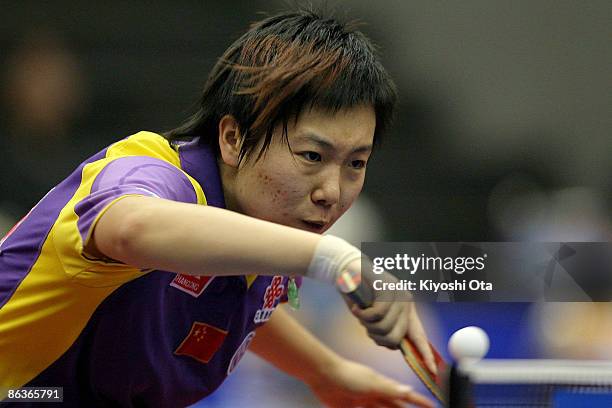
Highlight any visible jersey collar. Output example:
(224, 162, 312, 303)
(176, 138, 226, 209)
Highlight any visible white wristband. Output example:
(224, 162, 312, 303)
(306, 235, 362, 285)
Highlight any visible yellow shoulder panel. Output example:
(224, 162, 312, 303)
(0, 132, 210, 392)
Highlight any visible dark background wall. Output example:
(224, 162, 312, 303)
(1, 0, 611, 239)
(1, 3, 611, 407)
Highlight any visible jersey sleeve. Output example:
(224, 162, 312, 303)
(52, 155, 200, 286)
(75, 156, 197, 246)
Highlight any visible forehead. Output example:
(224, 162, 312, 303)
(288, 105, 376, 150)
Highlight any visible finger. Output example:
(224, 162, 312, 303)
(372, 382, 435, 408)
(399, 391, 435, 408)
(369, 303, 410, 347)
(405, 308, 437, 375)
(368, 310, 409, 348)
(352, 301, 392, 323)
(368, 333, 394, 348)
(372, 398, 405, 408)
(363, 300, 403, 336)
(388, 312, 411, 347)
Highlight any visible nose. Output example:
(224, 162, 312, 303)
(311, 168, 340, 207)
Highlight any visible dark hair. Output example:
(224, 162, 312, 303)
(164, 8, 397, 163)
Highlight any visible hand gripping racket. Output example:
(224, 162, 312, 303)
(337, 268, 448, 404)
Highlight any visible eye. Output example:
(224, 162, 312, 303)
(350, 160, 367, 169)
(300, 151, 322, 162)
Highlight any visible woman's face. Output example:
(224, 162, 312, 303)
(230, 105, 376, 233)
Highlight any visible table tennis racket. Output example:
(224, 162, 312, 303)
(337, 269, 448, 404)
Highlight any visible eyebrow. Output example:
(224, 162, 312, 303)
(297, 132, 373, 154)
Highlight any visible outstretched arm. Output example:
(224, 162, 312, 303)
(92, 195, 436, 377)
(249, 306, 434, 408)
(92, 195, 320, 277)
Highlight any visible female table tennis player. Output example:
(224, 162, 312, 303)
(0, 8, 435, 407)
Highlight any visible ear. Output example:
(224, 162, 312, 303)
(218, 115, 242, 168)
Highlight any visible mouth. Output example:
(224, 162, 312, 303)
(301, 220, 327, 233)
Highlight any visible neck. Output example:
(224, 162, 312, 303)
(217, 159, 241, 213)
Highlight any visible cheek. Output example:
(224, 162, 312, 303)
(338, 181, 364, 213)
(259, 170, 304, 206)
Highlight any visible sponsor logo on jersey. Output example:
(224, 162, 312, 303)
(174, 321, 228, 363)
(227, 331, 256, 375)
(170, 274, 214, 297)
(253, 276, 284, 324)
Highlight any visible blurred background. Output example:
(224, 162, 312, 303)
(1, 1, 611, 406)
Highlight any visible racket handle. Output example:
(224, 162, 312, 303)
(344, 282, 374, 309)
(337, 266, 374, 309)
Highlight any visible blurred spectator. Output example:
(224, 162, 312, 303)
(489, 175, 612, 358)
(0, 29, 89, 220)
(531, 302, 612, 360)
(488, 174, 612, 241)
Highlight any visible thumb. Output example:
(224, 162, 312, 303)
(408, 335, 438, 376)
(406, 311, 438, 376)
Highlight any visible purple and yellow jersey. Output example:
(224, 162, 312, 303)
(0, 132, 292, 406)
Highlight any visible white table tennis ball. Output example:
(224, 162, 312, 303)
(448, 326, 490, 362)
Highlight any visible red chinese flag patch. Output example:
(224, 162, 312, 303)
(175, 322, 228, 363)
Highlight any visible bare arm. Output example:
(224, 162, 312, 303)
(250, 306, 435, 408)
(92, 195, 320, 277)
(249, 306, 342, 384)
(93, 195, 437, 387)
